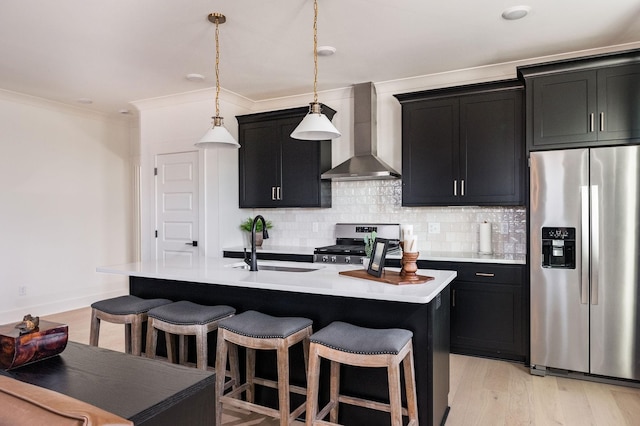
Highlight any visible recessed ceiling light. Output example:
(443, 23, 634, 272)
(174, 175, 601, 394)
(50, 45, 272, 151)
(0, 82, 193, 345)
(186, 73, 205, 82)
(317, 46, 336, 57)
(76, 98, 93, 104)
(501, 5, 531, 20)
(118, 109, 131, 115)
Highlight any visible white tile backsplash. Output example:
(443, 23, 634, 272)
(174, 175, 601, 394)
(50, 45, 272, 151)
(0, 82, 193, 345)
(249, 180, 526, 255)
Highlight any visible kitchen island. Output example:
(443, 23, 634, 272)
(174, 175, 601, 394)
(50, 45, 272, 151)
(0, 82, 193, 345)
(98, 258, 456, 426)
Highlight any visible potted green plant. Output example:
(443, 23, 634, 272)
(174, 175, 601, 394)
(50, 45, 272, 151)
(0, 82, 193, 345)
(239, 217, 273, 247)
(363, 231, 377, 268)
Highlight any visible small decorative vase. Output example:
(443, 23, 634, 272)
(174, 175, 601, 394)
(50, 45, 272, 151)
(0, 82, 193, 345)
(400, 251, 420, 280)
(245, 232, 264, 247)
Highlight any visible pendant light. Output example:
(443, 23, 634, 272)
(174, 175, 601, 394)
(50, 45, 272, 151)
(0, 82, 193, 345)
(290, 0, 341, 141)
(195, 13, 240, 149)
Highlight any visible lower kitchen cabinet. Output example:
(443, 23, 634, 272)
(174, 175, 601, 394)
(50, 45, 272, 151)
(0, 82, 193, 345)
(451, 263, 527, 361)
(416, 260, 528, 362)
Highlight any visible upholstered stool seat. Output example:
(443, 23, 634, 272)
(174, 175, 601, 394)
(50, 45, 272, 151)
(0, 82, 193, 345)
(306, 321, 419, 426)
(215, 310, 313, 426)
(145, 300, 236, 371)
(90, 295, 172, 356)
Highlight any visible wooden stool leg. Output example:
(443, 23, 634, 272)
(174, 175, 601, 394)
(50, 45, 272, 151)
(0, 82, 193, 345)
(228, 342, 240, 390)
(178, 335, 188, 366)
(124, 323, 132, 354)
(195, 326, 208, 370)
(131, 315, 143, 356)
(166, 332, 176, 364)
(329, 360, 340, 423)
(403, 348, 419, 425)
(246, 348, 256, 403)
(305, 343, 321, 426)
(276, 342, 290, 426)
(145, 318, 158, 360)
(387, 362, 403, 426)
(89, 309, 100, 347)
(215, 330, 228, 426)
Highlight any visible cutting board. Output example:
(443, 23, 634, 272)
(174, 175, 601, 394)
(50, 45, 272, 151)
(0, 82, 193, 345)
(339, 269, 434, 285)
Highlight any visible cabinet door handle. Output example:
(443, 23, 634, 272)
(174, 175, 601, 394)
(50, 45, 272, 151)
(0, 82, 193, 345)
(589, 113, 595, 132)
(452, 289, 456, 307)
(271, 186, 276, 200)
(599, 112, 605, 131)
(461, 179, 465, 196)
(475, 272, 495, 277)
(277, 186, 282, 200)
(453, 180, 457, 196)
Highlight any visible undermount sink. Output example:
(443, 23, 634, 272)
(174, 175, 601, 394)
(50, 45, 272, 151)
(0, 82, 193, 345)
(226, 262, 322, 273)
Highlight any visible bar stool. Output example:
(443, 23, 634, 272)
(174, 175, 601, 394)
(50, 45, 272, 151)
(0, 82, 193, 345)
(215, 310, 313, 426)
(145, 300, 236, 371)
(90, 295, 172, 356)
(305, 321, 419, 426)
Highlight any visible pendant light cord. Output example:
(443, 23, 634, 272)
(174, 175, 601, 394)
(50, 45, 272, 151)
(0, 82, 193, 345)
(214, 17, 221, 117)
(313, 0, 319, 104)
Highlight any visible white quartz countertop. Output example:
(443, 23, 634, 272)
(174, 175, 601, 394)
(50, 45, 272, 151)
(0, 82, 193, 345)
(223, 245, 526, 264)
(97, 258, 456, 305)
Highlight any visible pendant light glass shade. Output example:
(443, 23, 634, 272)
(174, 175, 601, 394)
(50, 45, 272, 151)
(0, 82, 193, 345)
(290, 102, 341, 140)
(196, 13, 239, 149)
(195, 116, 240, 148)
(290, 0, 340, 141)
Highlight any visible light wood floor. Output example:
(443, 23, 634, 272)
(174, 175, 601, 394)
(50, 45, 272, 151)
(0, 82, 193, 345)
(42, 307, 640, 426)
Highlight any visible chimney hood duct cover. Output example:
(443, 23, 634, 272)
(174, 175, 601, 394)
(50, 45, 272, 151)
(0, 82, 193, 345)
(321, 82, 401, 181)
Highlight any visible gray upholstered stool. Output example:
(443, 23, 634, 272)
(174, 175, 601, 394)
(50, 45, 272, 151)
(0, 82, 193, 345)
(215, 310, 313, 426)
(90, 295, 172, 356)
(145, 300, 236, 371)
(305, 321, 419, 426)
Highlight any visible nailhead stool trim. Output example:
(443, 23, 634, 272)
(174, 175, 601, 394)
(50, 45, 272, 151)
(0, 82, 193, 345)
(145, 300, 236, 371)
(90, 295, 172, 356)
(215, 310, 313, 426)
(305, 321, 419, 426)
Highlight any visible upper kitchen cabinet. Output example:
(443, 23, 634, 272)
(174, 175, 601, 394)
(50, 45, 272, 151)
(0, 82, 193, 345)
(518, 50, 640, 149)
(395, 80, 524, 206)
(237, 106, 334, 208)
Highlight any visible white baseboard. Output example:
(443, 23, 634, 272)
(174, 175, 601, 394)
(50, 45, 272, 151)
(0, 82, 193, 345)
(0, 286, 128, 325)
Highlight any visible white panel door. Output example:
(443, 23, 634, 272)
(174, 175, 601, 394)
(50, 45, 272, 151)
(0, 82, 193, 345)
(155, 152, 199, 266)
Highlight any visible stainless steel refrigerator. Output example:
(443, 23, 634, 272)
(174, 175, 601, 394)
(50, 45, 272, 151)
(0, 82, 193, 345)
(530, 146, 640, 381)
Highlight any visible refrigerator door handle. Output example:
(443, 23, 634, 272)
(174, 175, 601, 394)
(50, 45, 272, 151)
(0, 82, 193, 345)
(580, 185, 590, 305)
(591, 185, 599, 305)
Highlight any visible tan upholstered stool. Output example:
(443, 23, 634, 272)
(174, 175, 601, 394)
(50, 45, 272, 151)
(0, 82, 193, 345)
(145, 300, 236, 371)
(90, 295, 172, 356)
(305, 321, 419, 426)
(215, 310, 313, 426)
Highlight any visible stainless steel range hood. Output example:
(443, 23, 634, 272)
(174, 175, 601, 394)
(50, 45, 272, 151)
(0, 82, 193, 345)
(321, 82, 401, 181)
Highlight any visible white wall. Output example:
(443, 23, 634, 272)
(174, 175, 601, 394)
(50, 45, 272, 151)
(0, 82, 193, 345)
(0, 90, 134, 324)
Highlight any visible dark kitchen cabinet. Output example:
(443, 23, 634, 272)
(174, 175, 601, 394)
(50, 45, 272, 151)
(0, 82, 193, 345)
(450, 263, 526, 362)
(237, 106, 334, 208)
(411, 260, 527, 362)
(519, 51, 640, 149)
(395, 80, 524, 206)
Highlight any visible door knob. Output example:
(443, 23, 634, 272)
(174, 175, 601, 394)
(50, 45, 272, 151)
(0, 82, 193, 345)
(185, 241, 198, 247)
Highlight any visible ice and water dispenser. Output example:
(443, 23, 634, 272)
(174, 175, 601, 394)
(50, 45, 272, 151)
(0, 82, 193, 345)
(541, 227, 576, 268)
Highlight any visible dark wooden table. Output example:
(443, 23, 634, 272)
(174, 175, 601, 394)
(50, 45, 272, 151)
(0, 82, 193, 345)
(0, 341, 215, 426)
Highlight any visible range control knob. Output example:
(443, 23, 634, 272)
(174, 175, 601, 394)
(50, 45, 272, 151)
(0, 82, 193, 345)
(322, 255, 329, 263)
(330, 256, 337, 263)
(344, 256, 351, 264)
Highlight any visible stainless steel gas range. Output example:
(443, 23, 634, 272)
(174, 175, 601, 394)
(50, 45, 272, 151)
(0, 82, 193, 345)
(313, 223, 401, 264)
